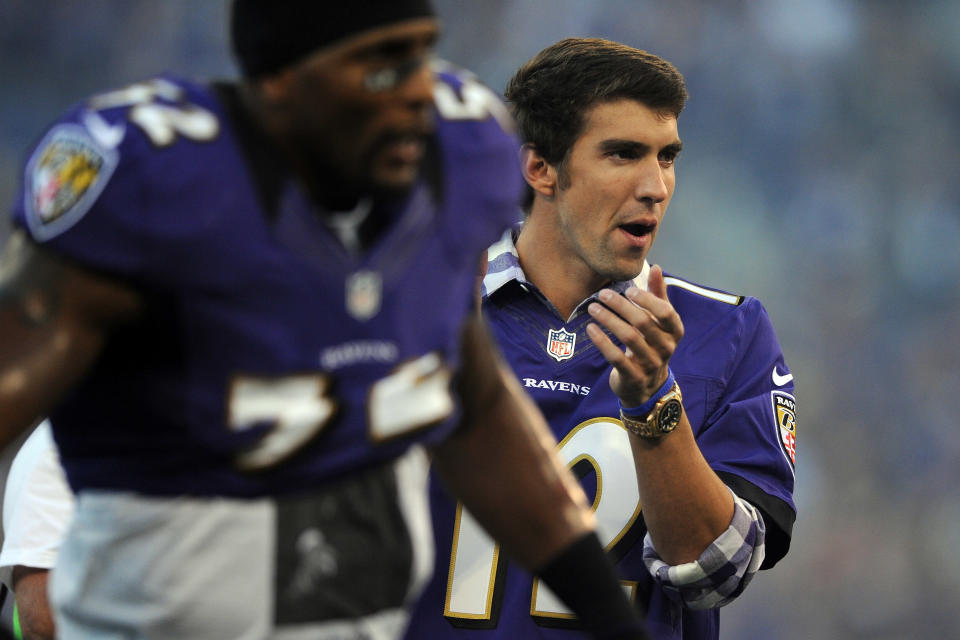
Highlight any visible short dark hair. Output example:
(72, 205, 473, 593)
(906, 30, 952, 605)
(505, 38, 687, 180)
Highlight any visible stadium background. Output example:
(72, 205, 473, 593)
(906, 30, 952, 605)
(1, 2, 958, 638)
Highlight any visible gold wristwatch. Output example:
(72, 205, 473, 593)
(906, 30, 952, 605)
(620, 382, 683, 439)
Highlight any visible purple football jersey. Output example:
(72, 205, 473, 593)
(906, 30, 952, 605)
(406, 241, 797, 639)
(11, 70, 523, 498)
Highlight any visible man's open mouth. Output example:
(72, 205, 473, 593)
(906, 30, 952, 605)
(619, 222, 656, 238)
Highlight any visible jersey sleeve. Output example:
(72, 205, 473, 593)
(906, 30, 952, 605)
(0, 422, 75, 588)
(694, 297, 797, 568)
(11, 101, 148, 276)
(9, 76, 223, 281)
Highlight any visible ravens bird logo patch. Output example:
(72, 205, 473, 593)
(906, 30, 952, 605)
(24, 123, 118, 240)
(771, 390, 797, 468)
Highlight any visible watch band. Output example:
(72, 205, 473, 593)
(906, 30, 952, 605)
(620, 381, 683, 439)
(619, 369, 676, 418)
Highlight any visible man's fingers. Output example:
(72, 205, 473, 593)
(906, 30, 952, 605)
(587, 301, 663, 372)
(585, 322, 631, 367)
(647, 264, 667, 300)
(586, 317, 663, 407)
(622, 285, 684, 342)
(595, 289, 681, 360)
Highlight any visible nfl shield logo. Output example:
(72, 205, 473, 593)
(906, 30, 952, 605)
(546, 328, 576, 362)
(346, 270, 382, 321)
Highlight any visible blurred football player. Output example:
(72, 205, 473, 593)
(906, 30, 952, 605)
(0, 7, 646, 639)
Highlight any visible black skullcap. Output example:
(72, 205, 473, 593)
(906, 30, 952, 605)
(231, 0, 436, 78)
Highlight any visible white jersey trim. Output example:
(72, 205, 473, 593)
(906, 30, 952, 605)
(663, 276, 741, 305)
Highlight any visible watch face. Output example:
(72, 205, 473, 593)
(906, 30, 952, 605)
(657, 398, 683, 432)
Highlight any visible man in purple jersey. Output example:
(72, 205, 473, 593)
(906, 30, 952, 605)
(406, 38, 797, 639)
(0, 6, 646, 639)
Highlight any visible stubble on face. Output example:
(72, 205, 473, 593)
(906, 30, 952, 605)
(552, 99, 679, 287)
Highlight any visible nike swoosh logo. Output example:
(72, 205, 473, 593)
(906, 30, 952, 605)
(772, 366, 793, 386)
(83, 110, 126, 149)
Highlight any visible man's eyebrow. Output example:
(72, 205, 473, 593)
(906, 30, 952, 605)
(661, 141, 683, 155)
(597, 139, 684, 155)
(355, 32, 438, 60)
(598, 139, 650, 154)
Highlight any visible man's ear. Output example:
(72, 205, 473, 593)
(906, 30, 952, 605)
(520, 144, 557, 200)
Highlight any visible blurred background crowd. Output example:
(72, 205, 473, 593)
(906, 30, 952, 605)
(1, 1, 958, 638)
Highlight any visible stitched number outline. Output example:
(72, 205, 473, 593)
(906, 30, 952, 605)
(229, 354, 454, 471)
(432, 66, 513, 131)
(88, 78, 219, 147)
(228, 375, 338, 471)
(444, 417, 642, 627)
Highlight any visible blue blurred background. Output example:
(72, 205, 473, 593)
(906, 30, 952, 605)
(1, 2, 958, 638)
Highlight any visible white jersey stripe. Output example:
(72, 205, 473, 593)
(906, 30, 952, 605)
(663, 276, 740, 305)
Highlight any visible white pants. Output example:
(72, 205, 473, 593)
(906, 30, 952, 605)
(50, 447, 433, 640)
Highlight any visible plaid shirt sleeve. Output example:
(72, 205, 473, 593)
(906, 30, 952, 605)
(642, 488, 766, 610)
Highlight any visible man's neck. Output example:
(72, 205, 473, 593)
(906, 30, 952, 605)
(515, 215, 610, 321)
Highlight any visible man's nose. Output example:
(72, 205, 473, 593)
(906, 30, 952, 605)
(634, 157, 669, 204)
(396, 58, 434, 109)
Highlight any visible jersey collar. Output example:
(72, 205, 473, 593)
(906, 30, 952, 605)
(481, 226, 651, 319)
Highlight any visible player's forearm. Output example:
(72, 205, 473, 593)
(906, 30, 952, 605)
(0, 233, 140, 451)
(0, 300, 97, 452)
(12, 567, 56, 640)
(435, 316, 595, 568)
(629, 412, 734, 565)
(435, 363, 594, 569)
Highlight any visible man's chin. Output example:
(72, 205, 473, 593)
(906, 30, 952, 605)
(605, 259, 648, 284)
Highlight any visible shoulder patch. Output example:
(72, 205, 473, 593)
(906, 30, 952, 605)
(23, 123, 118, 241)
(771, 390, 797, 470)
(663, 276, 742, 305)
